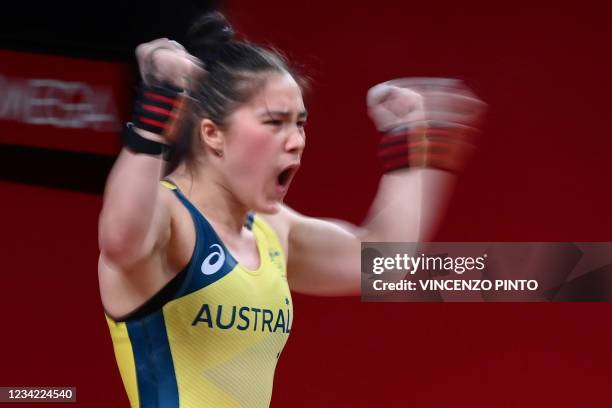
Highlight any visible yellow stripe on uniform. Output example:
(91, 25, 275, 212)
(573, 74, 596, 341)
(105, 315, 140, 408)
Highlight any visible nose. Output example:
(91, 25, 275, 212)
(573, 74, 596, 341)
(285, 127, 305, 155)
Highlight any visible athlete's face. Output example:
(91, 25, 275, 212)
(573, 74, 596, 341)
(222, 72, 306, 213)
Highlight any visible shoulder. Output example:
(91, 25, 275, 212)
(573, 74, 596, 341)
(99, 182, 195, 319)
(259, 205, 302, 258)
(259, 204, 302, 233)
(158, 182, 197, 270)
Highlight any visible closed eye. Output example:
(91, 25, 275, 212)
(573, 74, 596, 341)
(297, 120, 307, 128)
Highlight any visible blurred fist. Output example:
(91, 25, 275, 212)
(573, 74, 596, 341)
(367, 84, 425, 133)
(135, 38, 204, 89)
(368, 77, 486, 132)
(370, 78, 487, 173)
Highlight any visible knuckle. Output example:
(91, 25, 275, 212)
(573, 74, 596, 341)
(135, 44, 146, 57)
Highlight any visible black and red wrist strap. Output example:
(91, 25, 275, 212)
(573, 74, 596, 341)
(122, 123, 172, 159)
(378, 126, 476, 173)
(122, 82, 187, 158)
(132, 82, 186, 137)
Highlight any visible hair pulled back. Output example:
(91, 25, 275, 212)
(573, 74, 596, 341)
(166, 12, 305, 173)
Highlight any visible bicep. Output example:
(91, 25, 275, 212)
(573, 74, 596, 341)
(285, 209, 363, 296)
(100, 184, 174, 269)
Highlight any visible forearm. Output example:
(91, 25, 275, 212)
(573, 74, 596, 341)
(285, 169, 454, 296)
(98, 144, 166, 262)
(287, 78, 482, 296)
(360, 168, 456, 243)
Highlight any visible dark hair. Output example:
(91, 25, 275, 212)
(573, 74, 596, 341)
(166, 12, 306, 173)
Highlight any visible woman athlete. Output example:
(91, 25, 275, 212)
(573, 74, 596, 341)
(99, 12, 484, 408)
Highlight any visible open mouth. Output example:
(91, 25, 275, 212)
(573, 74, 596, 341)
(277, 164, 299, 188)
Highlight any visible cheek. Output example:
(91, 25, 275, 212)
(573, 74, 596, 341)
(238, 132, 275, 159)
(226, 125, 278, 179)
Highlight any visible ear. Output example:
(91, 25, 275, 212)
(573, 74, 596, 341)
(200, 118, 224, 157)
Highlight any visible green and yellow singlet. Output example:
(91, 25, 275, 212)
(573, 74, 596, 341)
(106, 181, 293, 408)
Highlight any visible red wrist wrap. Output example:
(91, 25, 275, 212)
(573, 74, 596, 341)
(132, 82, 187, 141)
(378, 126, 477, 173)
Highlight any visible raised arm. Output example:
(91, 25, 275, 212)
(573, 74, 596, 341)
(278, 78, 485, 296)
(98, 39, 200, 267)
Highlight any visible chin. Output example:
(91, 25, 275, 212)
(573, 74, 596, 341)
(252, 200, 282, 215)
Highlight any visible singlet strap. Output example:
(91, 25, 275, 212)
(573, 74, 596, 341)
(161, 178, 238, 290)
(161, 180, 177, 190)
(249, 215, 287, 267)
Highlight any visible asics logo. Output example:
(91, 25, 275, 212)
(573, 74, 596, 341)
(201, 244, 225, 275)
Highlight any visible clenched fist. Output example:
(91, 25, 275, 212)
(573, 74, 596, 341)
(135, 38, 204, 89)
(367, 78, 486, 173)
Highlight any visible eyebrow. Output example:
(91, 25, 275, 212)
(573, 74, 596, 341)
(260, 110, 308, 119)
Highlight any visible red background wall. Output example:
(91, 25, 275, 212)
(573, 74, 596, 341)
(2, 1, 612, 406)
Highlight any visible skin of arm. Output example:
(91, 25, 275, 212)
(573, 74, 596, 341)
(272, 79, 483, 296)
(267, 168, 456, 296)
(98, 137, 174, 267)
(99, 40, 197, 268)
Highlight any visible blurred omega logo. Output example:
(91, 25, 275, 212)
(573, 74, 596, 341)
(0, 75, 120, 131)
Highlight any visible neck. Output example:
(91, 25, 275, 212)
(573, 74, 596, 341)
(169, 162, 249, 236)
